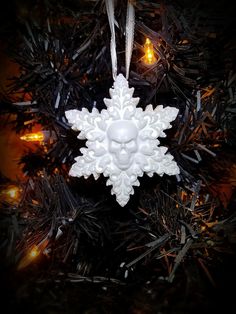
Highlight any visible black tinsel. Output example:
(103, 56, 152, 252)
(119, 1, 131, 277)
(1, 0, 236, 312)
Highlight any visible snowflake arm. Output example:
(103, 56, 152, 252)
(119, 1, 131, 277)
(70, 148, 111, 180)
(65, 108, 106, 140)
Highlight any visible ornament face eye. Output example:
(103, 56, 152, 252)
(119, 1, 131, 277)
(110, 140, 120, 151)
(107, 120, 138, 170)
(125, 139, 137, 152)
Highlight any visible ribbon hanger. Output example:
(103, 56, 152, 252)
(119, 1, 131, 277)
(105, 0, 135, 81)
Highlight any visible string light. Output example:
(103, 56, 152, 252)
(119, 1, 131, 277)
(20, 130, 56, 143)
(17, 226, 66, 270)
(29, 245, 40, 258)
(17, 245, 41, 270)
(143, 38, 157, 65)
(0, 185, 21, 204)
(17, 238, 50, 270)
(201, 225, 207, 232)
(20, 131, 45, 142)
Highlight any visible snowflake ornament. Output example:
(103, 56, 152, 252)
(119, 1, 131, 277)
(65, 74, 179, 206)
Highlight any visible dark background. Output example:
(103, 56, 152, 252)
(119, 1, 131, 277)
(1, 1, 236, 313)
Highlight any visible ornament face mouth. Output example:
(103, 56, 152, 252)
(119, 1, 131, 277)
(114, 153, 134, 170)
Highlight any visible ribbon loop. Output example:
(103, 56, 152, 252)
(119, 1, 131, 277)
(105, 0, 135, 81)
(125, 1, 135, 79)
(105, 0, 117, 80)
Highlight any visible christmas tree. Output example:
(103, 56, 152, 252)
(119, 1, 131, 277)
(1, 0, 236, 312)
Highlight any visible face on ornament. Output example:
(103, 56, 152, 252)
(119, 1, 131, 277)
(107, 120, 138, 170)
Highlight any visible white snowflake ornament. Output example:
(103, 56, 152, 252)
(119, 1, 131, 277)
(65, 74, 179, 206)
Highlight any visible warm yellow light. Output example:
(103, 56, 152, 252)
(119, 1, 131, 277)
(17, 237, 50, 270)
(29, 246, 40, 258)
(7, 186, 18, 198)
(20, 131, 44, 142)
(17, 245, 41, 270)
(201, 225, 206, 232)
(0, 185, 21, 203)
(143, 38, 157, 65)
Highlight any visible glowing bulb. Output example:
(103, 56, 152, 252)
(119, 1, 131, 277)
(20, 131, 45, 142)
(201, 225, 206, 232)
(17, 245, 41, 270)
(7, 186, 18, 198)
(29, 246, 40, 258)
(143, 38, 157, 65)
(0, 185, 21, 203)
(17, 237, 50, 270)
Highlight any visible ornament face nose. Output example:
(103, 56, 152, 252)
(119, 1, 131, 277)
(118, 148, 130, 163)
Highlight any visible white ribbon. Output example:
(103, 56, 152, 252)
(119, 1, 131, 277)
(125, 1, 135, 79)
(105, 0, 135, 81)
(105, 0, 117, 80)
